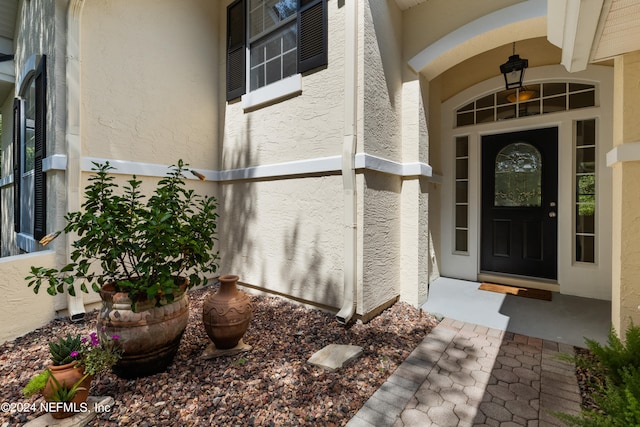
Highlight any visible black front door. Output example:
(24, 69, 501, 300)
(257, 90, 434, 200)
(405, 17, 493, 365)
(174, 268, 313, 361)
(481, 128, 558, 280)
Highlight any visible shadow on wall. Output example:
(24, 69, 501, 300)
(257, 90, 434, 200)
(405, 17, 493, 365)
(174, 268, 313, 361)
(220, 118, 257, 277)
(279, 220, 341, 310)
(219, 117, 343, 313)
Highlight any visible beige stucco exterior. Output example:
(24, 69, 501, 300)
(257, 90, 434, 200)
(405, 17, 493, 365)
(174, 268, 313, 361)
(81, 0, 219, 167)
(1, 0, 639, 344)
(611, 51, 640, 336)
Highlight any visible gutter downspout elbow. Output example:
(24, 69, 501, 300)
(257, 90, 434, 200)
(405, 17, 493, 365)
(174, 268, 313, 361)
(336, 0, 358, 325)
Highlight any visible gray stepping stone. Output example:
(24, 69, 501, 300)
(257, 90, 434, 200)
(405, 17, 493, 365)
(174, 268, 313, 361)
(308, 344, 363, 371)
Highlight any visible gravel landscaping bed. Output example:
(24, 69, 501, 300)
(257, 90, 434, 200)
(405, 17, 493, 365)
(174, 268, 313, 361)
(574, 347, 605, 414)
(0, 285, 438, 426)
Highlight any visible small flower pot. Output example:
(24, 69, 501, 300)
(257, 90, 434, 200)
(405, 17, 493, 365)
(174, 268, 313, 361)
(43, 362, 93, 419)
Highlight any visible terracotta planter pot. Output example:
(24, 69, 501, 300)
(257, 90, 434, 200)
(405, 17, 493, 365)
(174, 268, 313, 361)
(98, 280, 189, 379)
(203, 275, 252, 349)
(43, 362, 93, 419)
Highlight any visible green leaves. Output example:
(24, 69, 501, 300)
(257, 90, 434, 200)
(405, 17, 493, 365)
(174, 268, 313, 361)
(557, 323, 640, 426)
(27, 160, 219, 310)
(49, 334, 82, 365)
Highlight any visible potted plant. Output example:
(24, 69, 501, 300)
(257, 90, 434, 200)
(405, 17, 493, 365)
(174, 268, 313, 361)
(23, 331, 122, 419)
(26, 160, 219, 377)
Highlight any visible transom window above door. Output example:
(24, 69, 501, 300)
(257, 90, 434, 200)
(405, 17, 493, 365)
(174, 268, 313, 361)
(456, 82, 596, 127)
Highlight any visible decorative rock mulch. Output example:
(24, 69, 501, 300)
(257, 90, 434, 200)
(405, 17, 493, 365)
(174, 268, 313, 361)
(0, 285, 438, 426)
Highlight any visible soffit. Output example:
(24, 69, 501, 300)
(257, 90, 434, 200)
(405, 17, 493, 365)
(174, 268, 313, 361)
(0, 0, 18, 43)
(592, 0, 640, 62)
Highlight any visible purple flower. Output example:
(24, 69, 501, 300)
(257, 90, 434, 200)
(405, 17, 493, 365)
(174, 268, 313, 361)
(70, 351, 79, 358)
(111, 335, 120, 340)
(81, 337, 88, 343)
(90, 332, 100, 346)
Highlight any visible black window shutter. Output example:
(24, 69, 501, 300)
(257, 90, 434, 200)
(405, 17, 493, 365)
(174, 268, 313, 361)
(227, 0, 246, 101)
(298, 0, 327, 74)
(12, 98, 22, 233)
(33, 55, 47, 241)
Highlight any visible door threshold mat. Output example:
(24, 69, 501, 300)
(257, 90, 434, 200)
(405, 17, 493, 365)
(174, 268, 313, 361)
(479, 282, 552, 301)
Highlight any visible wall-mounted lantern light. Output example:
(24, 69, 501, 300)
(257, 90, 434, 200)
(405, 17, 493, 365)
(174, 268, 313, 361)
(500, 42, 528, 90)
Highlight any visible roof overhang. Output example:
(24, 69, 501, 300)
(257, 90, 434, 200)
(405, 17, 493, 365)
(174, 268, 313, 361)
(547, 0, 604, 72)
(548, 0, 640, 72)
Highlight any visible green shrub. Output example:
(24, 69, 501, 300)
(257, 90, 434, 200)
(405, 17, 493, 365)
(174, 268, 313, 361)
(556, 366, 640, 426)
(555, 322, 640, 426)
(585, 323, 640, 386)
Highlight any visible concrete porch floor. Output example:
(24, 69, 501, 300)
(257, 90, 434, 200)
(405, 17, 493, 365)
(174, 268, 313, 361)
(421, 277, 611, 348)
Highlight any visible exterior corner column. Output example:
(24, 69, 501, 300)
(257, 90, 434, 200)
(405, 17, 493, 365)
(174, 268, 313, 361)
(399, 79, 430, 307)
(611, 51, 640, 337)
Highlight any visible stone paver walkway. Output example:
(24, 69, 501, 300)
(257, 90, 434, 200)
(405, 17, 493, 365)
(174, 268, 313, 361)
(347, 318, 583, 427)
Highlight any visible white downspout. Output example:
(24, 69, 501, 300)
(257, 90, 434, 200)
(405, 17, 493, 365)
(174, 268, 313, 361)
(336, 0, 358, 325)
(65, 0, 86, 321)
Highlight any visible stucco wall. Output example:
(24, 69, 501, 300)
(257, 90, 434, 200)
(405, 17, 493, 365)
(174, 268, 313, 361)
(611, 52, 640, 335)
(362, 0, 403, 162)
(81, 0, 219, 169)
(360, 170, 402, 314)
(218, 176, 344, 309)
(220, 0, 345, 168)
(217, 0, 347, 311)
(0, 251, 59, 344)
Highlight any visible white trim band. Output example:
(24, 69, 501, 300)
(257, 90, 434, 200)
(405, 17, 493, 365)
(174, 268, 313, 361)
(0, 154, 433, 184)
(606, 142, 640, 167)
(354, 153, 433, 178)
(43, 154, 68, 172)
(81, 154, 432, 181)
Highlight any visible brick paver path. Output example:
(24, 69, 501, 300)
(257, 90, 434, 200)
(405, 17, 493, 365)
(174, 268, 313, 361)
(347, 318, 582, 427)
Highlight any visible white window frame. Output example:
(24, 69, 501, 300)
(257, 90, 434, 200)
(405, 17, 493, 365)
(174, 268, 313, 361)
(242, 0, 302, 109)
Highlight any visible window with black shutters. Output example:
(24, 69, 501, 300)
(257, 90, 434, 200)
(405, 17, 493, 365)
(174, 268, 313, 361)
(13, 55, 47, 247)
(227, 0, 327, 101)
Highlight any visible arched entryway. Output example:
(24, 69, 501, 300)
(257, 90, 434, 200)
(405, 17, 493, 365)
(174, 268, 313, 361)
(437, 65, 613, 300)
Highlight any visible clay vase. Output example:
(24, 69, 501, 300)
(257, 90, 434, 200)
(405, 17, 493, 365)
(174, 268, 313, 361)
(97, 279, 189, 379)
(43, 362, 93, 419)
(202, 275, 252, 349)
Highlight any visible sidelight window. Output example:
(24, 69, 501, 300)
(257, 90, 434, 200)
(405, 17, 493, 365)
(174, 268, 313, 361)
(454, 136, 469, 252)
(575, 119, 596, 263)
